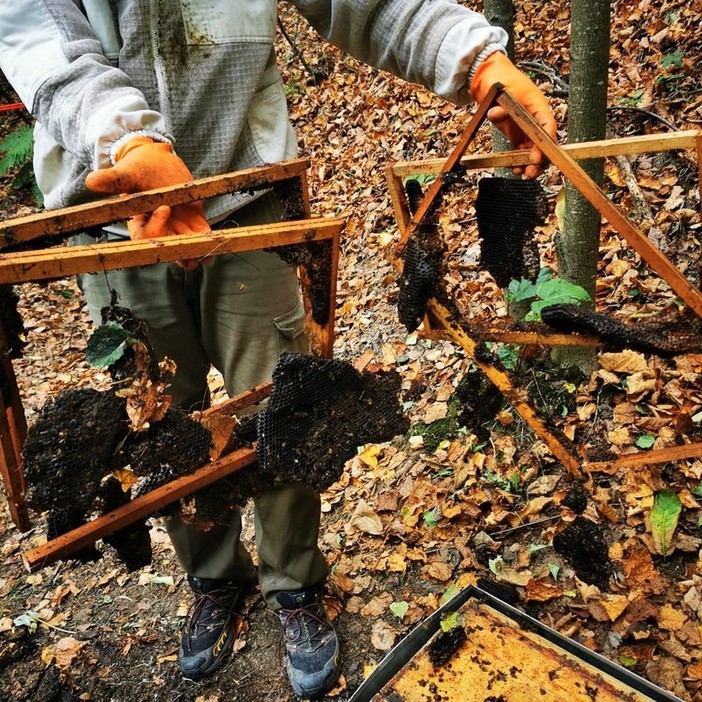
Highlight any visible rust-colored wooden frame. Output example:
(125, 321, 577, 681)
(0, 161, 344, 568)
(386, 84, 702, 478)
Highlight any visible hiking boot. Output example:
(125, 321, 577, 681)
(276, 587, 340, 699)
(179, 576, 245, 681)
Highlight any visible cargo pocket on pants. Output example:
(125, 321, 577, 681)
(273, 297, 308, 354)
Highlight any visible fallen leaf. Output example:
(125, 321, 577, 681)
(599, 351, 649, 374)
(649, 490, 681, 556)
(41, 636, 86, 670)
(370, 620, 397, 651)
(599, 594, 630, 622)
(350, 499, 384, 535)
(426, 561, 454, 582)
(657, 603, 688, 631)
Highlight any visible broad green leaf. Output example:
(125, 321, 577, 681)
(692, 482, 702, 498)
(650, 490, 682, 556)
(440, 583, 460, 605)
(85, 322, 135, 368)
(389, 601, 409, 620)
(548, 563, 560, 581)
(506, 278, 537, 303)
(534, 278, 591, 304)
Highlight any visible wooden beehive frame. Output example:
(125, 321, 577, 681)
(386, 84, 702, 480)
(0, 158, 344, 571)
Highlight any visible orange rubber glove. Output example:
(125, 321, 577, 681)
(470, 51, 557, 179)
(86, 137, 211, 268)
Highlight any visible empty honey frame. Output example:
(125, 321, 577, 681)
(0, 159, 344, 571)
(386, 84, 702, 480)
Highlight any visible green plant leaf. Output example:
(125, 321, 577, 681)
(389, 601, 409, 620)
(85, 322, 135, 368)
(506, 278, 537, 303)
(661, 49, 683, 69)
(13, 611, 39, 633)
(422, 506, 440, 529)
(440, 583, 460, 605)
(0, 124, 34, 176)
(529, 543, 548, 555)
(692, 482, 702, 498)
(650, 490, 682, 556)
(439, 611, 464, 633)
(535, 278, 591, 304)
(619, 653, 638, 667)
(488, 556, 503, 575)
(496, 344, 520, 371)
(548, 563, 560, 581)
(636, 434, 656, 449)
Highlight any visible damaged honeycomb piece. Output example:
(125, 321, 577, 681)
(476, 177, 547, 287)
(22, 388, 130, 516)
(256, 352, 409, 491)
(397, 178, 447, 332)
(541, 303, 702, 356)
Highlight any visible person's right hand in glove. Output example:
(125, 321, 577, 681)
(470, 51, 557, 179)
(86, 136, 211, 267)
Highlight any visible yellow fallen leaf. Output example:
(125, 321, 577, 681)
(357, 444, 382, 469)
(599, 594, 630, 622)
(110, 467, 138, 492)
(658, 603, 687, 631)
(422, 401, 448, 424)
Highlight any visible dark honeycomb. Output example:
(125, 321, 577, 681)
(98, 477, 152, 571)
(0, 284, 25, 358)
(45, 506, 102, 563)
(553, 516, 612, 588)
(454, 369, 504, 440)
(117, 407, 212, 482)
(0, 284, 26, 406)
(256, 353, 409, 492)
(475, 177, 548, 287)
(270, 177, 332, 325)
(397, 178, 447, 332)
(274, 239, 333, 325)
(23, 388, 130, 515)
(541, 303, 702, 356)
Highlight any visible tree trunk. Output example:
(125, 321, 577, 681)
(554, 0, 611, 371)
(483, 0, 516, 178)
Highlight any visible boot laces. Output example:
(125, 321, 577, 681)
(280, 603, 332, 653)
(183, 586, 240, 650)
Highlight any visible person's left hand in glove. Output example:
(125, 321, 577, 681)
(470, 51, 557, 179)
(86, 136, 211, 268)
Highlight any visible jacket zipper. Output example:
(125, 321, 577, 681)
(149, 0, 172, 129)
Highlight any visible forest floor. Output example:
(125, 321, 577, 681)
(2, 0, 702, 701)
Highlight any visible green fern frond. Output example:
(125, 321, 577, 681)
(0, 124, 34, 177)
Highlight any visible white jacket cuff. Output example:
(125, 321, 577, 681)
(434, 18, 507, 105)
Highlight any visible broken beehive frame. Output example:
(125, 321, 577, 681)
(0, 159, 344, 570)
(386, 84, 702, 480)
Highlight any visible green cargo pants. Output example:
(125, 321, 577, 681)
(75, 195, 328, 608)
